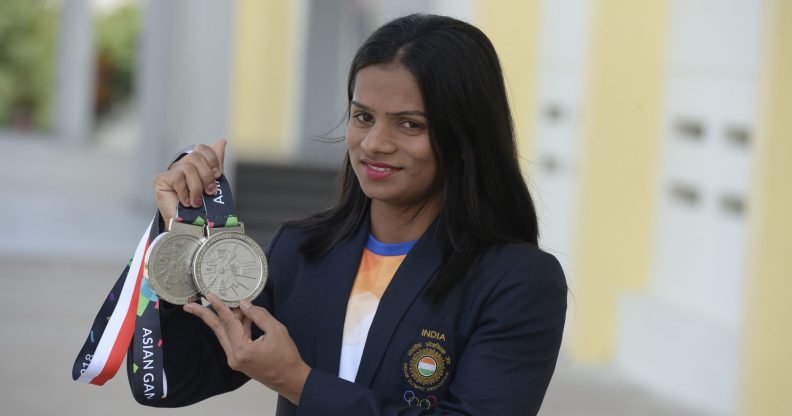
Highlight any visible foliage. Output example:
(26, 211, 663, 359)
(0, 0, 57, 129)
(0, 1, 141, 130)
(95, 3, 140, 114)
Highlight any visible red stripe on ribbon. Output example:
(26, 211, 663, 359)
(90, 238, 149, 385)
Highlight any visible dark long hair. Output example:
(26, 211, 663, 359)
(289, 14, 538, 299)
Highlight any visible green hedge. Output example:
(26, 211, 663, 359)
(0, 0, 56, 130)
(0, 1, 140, 131)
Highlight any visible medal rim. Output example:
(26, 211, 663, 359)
(144, 231, 202, 305)
(192, 231, 268, 308)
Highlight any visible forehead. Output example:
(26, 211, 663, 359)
(352, 63, 425, 111)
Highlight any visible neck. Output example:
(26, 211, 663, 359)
(369, 196, 442, 243)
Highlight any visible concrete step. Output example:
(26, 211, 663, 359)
(236, 162, 339, 247)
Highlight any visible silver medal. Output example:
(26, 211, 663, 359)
(192, 224, 267, 308)
(144, 219, 203, 305)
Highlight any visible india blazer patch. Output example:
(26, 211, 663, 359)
(401, 328, 455, 409)
(402, 327, 454, 396)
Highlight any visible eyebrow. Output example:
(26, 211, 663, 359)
(350, 100, 427, 118)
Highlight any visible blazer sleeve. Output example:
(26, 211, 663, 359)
(128, 226, 285, 407)
(297, 250, 568, 415)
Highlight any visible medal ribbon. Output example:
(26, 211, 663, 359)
(203, 175, 238, 228)
(126, 192, 217, 400)
(127, 215, 169, 401)
(72, 217, 159, 387)
(72, 172, 236, 401)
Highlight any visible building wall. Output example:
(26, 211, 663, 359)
(223, 1, 781, 414)
(476, 0, 541, 171)
(47, 0, 784, 413)
(135, 0, 234, 196)
(569, 0, 669, 364)
(616, 2, 763, 413)
(230, 0, 302, 162)
(740, 0, 792, 414)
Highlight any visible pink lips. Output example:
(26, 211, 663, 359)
(362, 160, 401, 180)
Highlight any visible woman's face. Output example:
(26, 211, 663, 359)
(346, 63, 438, 210)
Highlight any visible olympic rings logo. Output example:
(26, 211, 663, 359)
(403, 390, 437, 409)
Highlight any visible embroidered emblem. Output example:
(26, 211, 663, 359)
(403, 341, 451, 392)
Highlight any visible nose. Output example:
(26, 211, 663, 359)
(360, 122, 396, 155)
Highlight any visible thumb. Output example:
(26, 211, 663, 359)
(240, 300, 276, 334)
(210, 139, 227, 174)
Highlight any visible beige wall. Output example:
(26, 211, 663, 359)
(475, 0, 542, 173)
(230, 0, 299, 161)
(741, 0, 792, 413)
(568, 0, 668, 362)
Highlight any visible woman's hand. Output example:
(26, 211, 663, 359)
(153, 139, 227, 220)
(183, 294, 312, 405)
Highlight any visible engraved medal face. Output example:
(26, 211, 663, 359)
(145, 232, 202, 305)
(193, 232, 267, 308)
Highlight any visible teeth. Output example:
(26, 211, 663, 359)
(368, 164, 391, 172)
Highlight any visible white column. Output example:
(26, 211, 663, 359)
(54, 0, 95, 145)
(531, 0, 592, 273)
(135, 0, 235, 204)
(296, 0, 366, 166)
(135, 0, 173, 199)
(617, 1, 764, 413)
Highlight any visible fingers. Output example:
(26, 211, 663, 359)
(240, 300, 279, 335)
(188, 154, 219, 196)
(232, 308, 245, 321)
(153, 168, 199, 217)
(242, 316, 252, 340)
(191, 143, 223, 183)
(179, 150, 221, 199)
(153, 141, 227, 217)
(153, 172, 179, 220)
(183, 302, 234, 354)
(188, 294, 259, 372)
(182, 163, 207, 207)
(209, 139, 227, 175)
(206, 293, 238, 325)
(234, 308, 251, 339)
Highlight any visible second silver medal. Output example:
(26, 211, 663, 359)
(144, 218, 204, 305)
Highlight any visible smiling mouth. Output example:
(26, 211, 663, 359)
(362, 160, 401, 170)
(361, 160, 402, 180)
(368, 164, 392, 172)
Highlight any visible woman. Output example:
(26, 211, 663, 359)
(145, 13, 567, 415)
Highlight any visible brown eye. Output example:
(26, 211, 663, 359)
(400, 120, 423, 130)
(353, 113, 373, 123)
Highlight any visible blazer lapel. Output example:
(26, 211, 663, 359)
(310, 220, 370, 376)
(354, 216, 445, 386)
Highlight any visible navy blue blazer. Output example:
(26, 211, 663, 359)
(140, 215, 567, 415)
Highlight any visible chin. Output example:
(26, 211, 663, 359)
(360, 187, 394, 203)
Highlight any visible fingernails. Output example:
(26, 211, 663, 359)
(213, 168, 221, 178)
(240, 300, 252, 309)
(193, 197, 202, 207)
(207, 183, 216, 194)
(183, 304, 195, 313)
